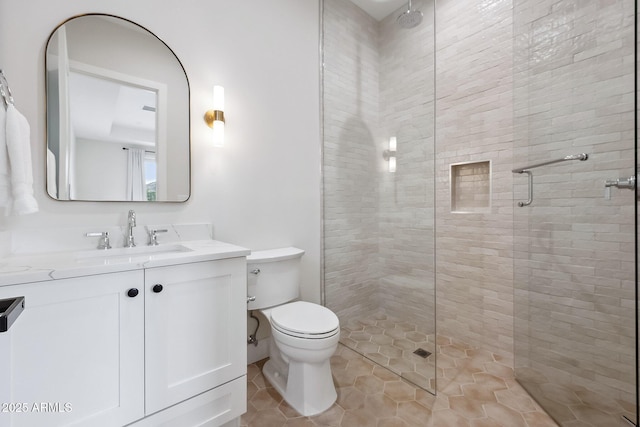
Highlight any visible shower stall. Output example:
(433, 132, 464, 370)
(322, 0, 437, 393)
(322, 0, 638, 425)
(512, 0, 638, 425)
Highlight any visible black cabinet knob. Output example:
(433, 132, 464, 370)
(127, 288, 139, 298)
(152, 284, 163, 293)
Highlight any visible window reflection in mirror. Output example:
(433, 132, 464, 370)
(45, 14, 190, 202)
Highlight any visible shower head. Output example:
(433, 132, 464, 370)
(397, 0, 423, 29)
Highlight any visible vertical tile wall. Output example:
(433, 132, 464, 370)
(324, 3, 636, 416)
(323, 0, 381, 321)
(323, 0, 436, 334)
(513, 0, 636, 418)
(378, 0, 436, 334)
(324, 0, 515, 358)
(434, 0, 516, 360)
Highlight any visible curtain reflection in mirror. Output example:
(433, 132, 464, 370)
(126, 148, 145, 201)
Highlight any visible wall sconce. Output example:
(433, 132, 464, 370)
(204, 85, 225, 147)
(383, 137, 397, 173)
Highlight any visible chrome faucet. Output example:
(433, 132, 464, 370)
(147, 228, 168, 246)
(125, 210, 136, 247)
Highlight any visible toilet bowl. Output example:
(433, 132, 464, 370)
(247, 248, 340, 416)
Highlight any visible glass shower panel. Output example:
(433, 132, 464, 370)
(322, 0, 436, 392)
(513, 0, 637, 425)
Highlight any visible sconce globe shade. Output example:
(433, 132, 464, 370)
(212, 121, 225, 147)
(389, 136, 397, 152)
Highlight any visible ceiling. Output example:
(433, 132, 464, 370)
(348, 0, 407, 21)
(69, 71, 156, 147)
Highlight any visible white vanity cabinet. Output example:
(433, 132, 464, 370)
(144, 258, 247, 415)
(0, 255, 247, 427)
(0, 270, 145, 427)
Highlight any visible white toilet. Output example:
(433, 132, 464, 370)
(247, 247, 340, 416)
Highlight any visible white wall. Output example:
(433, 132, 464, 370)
(74, 138, 128, 200)
(0, 0, 322, 302)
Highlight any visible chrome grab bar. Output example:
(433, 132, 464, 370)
(516, 171, 533, 207)
(512, 153, 589, 207)
(512, 153, 588, 174)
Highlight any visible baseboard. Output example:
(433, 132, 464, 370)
(247, 338, 269, 364)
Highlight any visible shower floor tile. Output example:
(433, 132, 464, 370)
(516, 367, 637, 426)
(340, 312, 436, 391)
(241, 343, 558, 427)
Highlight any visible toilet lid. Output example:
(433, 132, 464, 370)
(270, 301, 339, 337)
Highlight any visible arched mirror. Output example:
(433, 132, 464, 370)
(45, 14, 190, 202)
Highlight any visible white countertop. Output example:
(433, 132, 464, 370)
(0, 240, 250, 287)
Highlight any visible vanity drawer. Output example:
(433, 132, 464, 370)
(127, 376, 246, 427)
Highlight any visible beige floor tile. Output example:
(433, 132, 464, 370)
(309, 403, 343, 426)
(430, 408, 472, 427)
(484, 402, 528, 427)
(385, 380, 418, 402)
(340, 408, 379, 427)
(244, 339, 559, 427)
(522, 411, 563, 427)
(377, 418, 410, 427)
(494, 388, 539, 413)
(448, 395, 486, 419)
(569, 405, 617, 426)
(363, 393, 398, 418)
(397, 400, 433, 426)
(336, 386, 366, 410)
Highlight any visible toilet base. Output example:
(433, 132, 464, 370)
(262, 356, 336, 417)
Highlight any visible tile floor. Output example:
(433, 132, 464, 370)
(241, 342, 559, 427)
(339, 312, 636, 426)
(340, 312, 435, 392)
(516, 367, 636, 427)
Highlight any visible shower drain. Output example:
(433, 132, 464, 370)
(413, 348, 432, 358)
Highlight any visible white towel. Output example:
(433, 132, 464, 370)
(5, 104, 38, 215)
(0, 104, 9, 207)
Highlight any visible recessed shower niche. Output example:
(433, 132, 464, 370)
(450, 160, 491, 213)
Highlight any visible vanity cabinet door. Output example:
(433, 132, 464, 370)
(0, 271, 145, 427)
(144, 258, 247, 415)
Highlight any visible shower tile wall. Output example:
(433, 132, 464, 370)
(323, 0, 381, 321)
(513, 0, 636, 420)
(435, 0, 516, 360)
(325, 2, 636, 417)
(324, 0, 516, 360)
(323, 0, 435, 333)
(378, 1, 435, 333)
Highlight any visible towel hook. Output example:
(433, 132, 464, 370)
(0, 69, 15, 107)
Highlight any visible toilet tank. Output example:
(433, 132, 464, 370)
(247, 247, 305, 310)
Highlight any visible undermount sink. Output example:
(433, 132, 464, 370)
(75, 244, 193, 264)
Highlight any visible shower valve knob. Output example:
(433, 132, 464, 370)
(604, 176, 636, 199)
